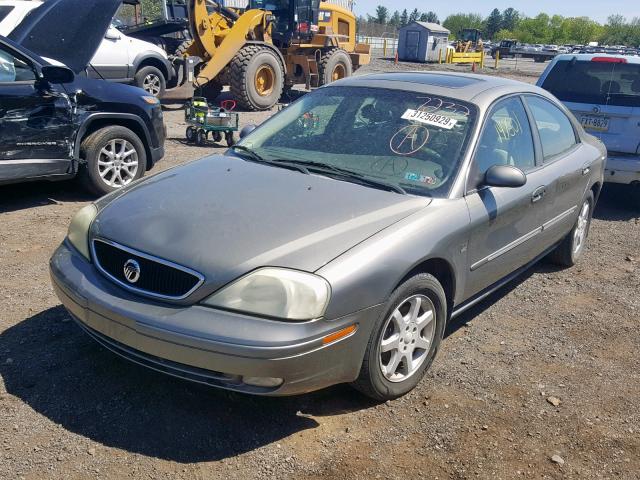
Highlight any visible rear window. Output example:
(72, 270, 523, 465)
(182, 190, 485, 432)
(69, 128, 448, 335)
(0, 6, 15, 22)
(542, 59, 640, 107)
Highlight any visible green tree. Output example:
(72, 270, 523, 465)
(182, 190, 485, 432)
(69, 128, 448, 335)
(375, 5, 389, 25)
(495, 29, 515, 41)
(501, 7, 520, 31)
(420, 11, 439, 24)
(565, 17, 601, 44)
(409, 8, 420, 24)
(389, 10, 401, 27)
(400, 9, 409, 27)
(485, 8, 503, 39)
(442, 13, 484, 39)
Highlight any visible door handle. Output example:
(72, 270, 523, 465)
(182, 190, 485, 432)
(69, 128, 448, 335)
(531, 186, 546, 203)
(581, 162, 592, 176)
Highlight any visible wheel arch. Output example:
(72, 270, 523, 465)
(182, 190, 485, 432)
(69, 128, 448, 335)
(134, 54, 170, 79)
(75, 114, 153, 170)
(395, 257, 457, 317)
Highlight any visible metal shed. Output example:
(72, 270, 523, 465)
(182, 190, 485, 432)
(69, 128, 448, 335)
(398, 22, 450, 63)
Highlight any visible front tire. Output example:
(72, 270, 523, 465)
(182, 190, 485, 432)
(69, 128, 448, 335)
(548, 191, 594, 267)
(318, 48, 353, 86)
(229, 45, 284, 111)
(135, 65, 166, 98)
(352, 274, 447, 401)
(79, 126, 146, 196)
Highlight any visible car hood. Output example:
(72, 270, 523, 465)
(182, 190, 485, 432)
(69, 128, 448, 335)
(8, 0, 122, 74)
(91, 155, 431, 301)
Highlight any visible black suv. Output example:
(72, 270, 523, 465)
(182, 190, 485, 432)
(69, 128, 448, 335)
(0, 0, 165, 195)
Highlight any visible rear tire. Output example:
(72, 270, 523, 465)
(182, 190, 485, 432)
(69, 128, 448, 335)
(135, 65, 166, 98)
(318, 48, 353, 86)
(351, 273, 447, 401)
(548, 191, 594, 267)
(229, 45, 284, 111)
(78, 126, 146, 196)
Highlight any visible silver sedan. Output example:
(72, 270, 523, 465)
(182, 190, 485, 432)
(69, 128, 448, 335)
(50, 72, 606, 400)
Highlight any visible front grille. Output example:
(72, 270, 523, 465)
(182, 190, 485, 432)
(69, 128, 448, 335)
(92, 239, 204, 300)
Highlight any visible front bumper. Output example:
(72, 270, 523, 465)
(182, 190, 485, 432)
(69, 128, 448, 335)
(49, 242, 381, 396)
(605, 155, 640, 185)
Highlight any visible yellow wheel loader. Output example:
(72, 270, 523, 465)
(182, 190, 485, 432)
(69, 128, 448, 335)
(183, 0, 371, 111)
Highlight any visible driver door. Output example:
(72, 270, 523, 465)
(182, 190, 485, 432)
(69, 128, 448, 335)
(463, 95, 548, 298)
(0, 42, 74, 183)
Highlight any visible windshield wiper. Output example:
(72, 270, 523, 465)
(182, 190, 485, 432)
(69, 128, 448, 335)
(272, 159, 406, 194)
(229, 144, 267, 163)
(229, 145, 309, 174)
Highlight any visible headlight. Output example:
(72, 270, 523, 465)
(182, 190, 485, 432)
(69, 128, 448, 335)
(67, 204, 97, 261)
(202, 268, 330, 321)
(142, 95, 160, 105)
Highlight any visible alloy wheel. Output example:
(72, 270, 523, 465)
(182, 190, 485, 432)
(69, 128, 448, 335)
(379, 294, 436, 383)
(98, 139, 139, 188)
(143, 73, 162, 96)
(573, 200, 590, 255)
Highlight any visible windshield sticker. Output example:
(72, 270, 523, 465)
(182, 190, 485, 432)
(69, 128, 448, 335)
(405, 172, 436, 184)
(402, 109, 458, 130)
(389, 125, 430, 156)
(416, 97, 471, 117)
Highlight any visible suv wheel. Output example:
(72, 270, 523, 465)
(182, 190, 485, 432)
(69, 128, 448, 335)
(79, 126, 146, 196)
(352, 273, 447, 401)
(135, 66, 166, 98)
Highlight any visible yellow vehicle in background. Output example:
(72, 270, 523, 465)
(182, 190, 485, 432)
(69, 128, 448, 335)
(184, 0, 370, 110)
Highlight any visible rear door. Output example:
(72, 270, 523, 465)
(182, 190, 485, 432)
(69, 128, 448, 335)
(539, 57, 640, 155)
(523, 94, 591, 246)
(0, 41, 74, 182)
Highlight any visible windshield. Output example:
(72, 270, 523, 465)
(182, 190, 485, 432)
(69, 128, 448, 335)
(542, 59, 640, 107)
(237, 86, 477, 197)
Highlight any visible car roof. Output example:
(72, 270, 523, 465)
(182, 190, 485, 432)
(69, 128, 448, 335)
(331, 72, 547, 108)
(552, 53, 640, 64)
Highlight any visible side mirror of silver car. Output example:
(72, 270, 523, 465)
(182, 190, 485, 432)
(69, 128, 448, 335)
(484, 164, 527, 188)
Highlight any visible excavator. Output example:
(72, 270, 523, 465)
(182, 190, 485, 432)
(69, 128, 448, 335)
(182, 0, 371, 110)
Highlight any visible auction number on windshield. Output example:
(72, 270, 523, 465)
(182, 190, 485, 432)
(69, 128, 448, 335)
(402, 109, 457, 130)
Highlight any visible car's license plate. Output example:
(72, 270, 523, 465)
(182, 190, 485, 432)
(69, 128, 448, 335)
(580, 115, 610, 132)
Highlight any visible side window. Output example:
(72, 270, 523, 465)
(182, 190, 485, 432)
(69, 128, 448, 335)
(0, 46, 36, 83)
(471, 96, 535, 188)
(525, 96, 577, 161)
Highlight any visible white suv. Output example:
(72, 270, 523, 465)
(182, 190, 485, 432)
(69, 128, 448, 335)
(0, 0, 174, 96)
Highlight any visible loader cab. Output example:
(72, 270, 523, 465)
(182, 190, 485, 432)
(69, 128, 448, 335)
(249, 0, 320, 47)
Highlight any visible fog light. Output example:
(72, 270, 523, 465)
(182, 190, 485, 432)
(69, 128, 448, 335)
(242, 376, 284, 388)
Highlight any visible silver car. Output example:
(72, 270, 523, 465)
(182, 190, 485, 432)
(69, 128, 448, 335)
(50, 72, 606, 400)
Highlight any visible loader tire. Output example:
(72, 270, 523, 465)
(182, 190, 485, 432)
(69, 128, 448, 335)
(318, 48, 352, 86)
(175, 40, 192, 57)
(229, 45, 284, 111)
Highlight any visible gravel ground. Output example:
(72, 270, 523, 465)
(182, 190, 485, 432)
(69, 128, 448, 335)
(1, 59, 639, 480)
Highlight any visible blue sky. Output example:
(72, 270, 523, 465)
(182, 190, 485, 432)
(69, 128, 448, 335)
(353, 0, 640, 24)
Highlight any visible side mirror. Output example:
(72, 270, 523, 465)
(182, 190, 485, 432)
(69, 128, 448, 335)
(105, 29, 121, 41)
(41, 65, 75, 84)
(240, 124, 257, 139)
(484, 164, 527, 188)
